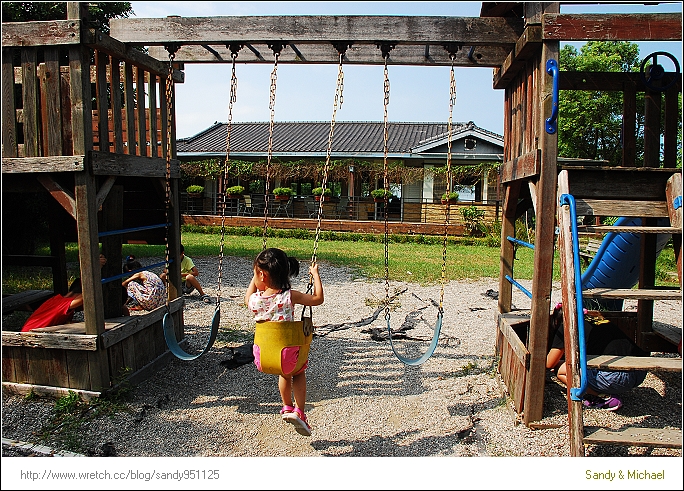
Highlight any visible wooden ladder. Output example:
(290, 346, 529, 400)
(557, 167, 682, 456)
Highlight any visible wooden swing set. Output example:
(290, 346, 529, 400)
(2, 2, 681, 456)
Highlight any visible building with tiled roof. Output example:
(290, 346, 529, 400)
(177, 121, 503, 221)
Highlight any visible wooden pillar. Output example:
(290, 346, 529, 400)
(522, 36, 559, 426)
(622, 82, 636, 167)
(557, 171, 586, 457)
(643, 87, 661, 168)
(68, 4, 109, 391)
(101, 185, 124, 318)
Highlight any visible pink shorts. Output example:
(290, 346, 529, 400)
(253, 344, 308, 376)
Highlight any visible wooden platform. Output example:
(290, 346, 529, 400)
(584, 426, 682, 449)
(2, 290, 54, 315)
(586, 354, 682, 372)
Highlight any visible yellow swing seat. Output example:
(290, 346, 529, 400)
(253, 317, 313, 376)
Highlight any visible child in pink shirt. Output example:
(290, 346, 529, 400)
(245, 248, 323, 437)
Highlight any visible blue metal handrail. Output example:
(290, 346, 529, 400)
(504, 236, 533, 298)
(559, 193, 588, 401)
(98, 223, 169, 238)
(504, 275, 532, 299)
(101, 259, 172, 284)
(506, 236, 535, 250)
(546, 59, 559, 134)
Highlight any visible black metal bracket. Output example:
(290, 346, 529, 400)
(332, 42, 353, 56)
(164, 43, 182, 57)
(267, 43, 288, 56)
(377, 42, 396, 59)
(227, 43, 244, 58)
(442, 43, 462, 59)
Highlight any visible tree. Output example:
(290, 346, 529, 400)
(558, 41, 642, 165)
(2, 2, 133, 33)
(558, 41, 682, 168)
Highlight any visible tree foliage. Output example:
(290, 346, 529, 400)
(1, 2, 133, 33)
(558, 41, 682, 167)
(558, 41, 641, 165)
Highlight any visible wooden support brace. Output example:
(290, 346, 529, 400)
(36, 174, 76, 219)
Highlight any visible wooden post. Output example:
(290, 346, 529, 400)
(522, 21, 559, 426)
(68, 6, 109, 390)
(101, 185, 124, 318)
(2, 47, 18, 158)
(557, 170, 586, 457)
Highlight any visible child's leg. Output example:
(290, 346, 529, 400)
(292, 371, 306, 412)
(278, 375, 293, 407)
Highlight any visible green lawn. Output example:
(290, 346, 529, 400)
(3, 229, 680, 294)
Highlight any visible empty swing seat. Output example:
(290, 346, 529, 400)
(253, 319, 313, 376)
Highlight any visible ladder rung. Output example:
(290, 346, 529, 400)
(577, 225, 680, 234)
(583, 288, 682, 300)
(584, 426, 682, 449)
(586, 354, 682, 372)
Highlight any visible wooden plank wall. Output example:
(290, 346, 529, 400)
(4, 51, 167, 159)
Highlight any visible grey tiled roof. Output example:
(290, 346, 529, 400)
(177, 121, 500, 154)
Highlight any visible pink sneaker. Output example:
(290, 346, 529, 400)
(283, 407, 312, 436)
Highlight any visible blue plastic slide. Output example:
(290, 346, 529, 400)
(581, 216, 671, 310)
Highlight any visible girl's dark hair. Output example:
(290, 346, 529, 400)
(123, 255, 143, 273)
(254, 248, 300, 291)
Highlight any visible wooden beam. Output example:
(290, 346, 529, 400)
(493, 25, 543, 89)
(82, 28, 184, 82)
(36, 174, 76, 219)
(1, 20, 81, 47)
(500, 149, 540, 183)
(96, 176, 117, 210)
(543, 13, 682, 41)
(1, 155, 84, 173)
(574, 198, 669, 218)
(110, 15, 524, 46)
(89, 151, 180, 178)
(558, 71, 681, 92)
(149, 43, 511, 67)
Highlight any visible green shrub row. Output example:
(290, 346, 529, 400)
(181, 224, 502, 248)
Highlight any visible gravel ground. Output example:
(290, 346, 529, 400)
(2, 255, 682, 466)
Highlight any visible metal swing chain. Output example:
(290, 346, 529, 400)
(308, 51, 345, 291)
(163, 48, 177, 310)
(382, 54, 392, 323)
(217, 50, 239, 306)
(262, 49, 280, 250)
(439, 56, 458, 313)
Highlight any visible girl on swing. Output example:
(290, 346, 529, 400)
(245, 248, 324, 437)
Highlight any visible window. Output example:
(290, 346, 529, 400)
(464, 138, 476, 151)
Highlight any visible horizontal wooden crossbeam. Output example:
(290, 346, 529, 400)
(148, 43, 511, 67)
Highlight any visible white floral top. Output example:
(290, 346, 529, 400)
(248, 289, 294, 322)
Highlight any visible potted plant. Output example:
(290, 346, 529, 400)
(273, 187, 294, 201)
(441, 191, 459, 204)
(186, 185, 204, 198)
(312, 187, 332, 201)
(370, 189, 394, 203)
(225, 185, 245, 199)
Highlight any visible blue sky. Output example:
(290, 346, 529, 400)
(128, 2, 683, 139)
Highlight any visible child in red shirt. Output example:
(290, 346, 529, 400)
(21, 279, 83, 332)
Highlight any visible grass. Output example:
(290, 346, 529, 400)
(2, 227, 679, 294)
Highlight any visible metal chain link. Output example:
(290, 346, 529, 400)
(440, 57, 457, 311)
(217, 51, 239, 306)
(309, 52, 345, 290)
(262, 51, 280, 250)
(382, 55, 391, 322)
(164, 51, 175, 310)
